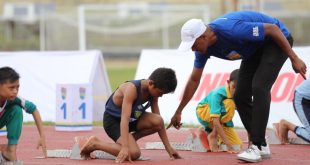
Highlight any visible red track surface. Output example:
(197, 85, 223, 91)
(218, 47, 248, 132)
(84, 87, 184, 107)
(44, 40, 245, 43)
(1, 126, 309, 165)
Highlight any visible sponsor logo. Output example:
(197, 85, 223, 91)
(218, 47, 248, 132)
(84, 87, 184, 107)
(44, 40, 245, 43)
(253, 26, 259, 37)
(134, 111, 142, 118)
(61, 87, 66, 100)
(79, 87, 86, 100)
(180, 72, 305, 102)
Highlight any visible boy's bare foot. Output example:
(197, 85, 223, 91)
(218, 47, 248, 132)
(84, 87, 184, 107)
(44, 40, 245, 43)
(1, 151, 10, 161)
(80, 136, 100, 159)
(207, 133, 219, 152)
(272, 122, 285, 144)
(272, 123, 280, 138)
(279, 120, 289, 144)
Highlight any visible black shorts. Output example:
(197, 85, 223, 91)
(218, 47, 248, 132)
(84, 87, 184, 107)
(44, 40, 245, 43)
(103, 112, 139, 142)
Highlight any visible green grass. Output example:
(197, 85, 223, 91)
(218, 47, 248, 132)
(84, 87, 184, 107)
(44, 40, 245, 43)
(105, 58, 138, 91)
(106, 66, 137, 91)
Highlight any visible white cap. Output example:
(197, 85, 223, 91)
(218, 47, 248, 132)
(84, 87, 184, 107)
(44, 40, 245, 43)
(178, 19, 207, 51)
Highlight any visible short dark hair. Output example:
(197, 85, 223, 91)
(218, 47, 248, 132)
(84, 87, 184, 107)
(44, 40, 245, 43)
(148, 67, 177, 93)
(229, 69, 239, 82)
(0, 67, 20, 84)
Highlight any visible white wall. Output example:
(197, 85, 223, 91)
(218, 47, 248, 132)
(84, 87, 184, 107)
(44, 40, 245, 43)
(0, 50, 111, 122)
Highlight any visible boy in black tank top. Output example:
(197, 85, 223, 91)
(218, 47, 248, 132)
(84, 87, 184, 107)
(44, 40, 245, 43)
(80, 67, 181, 163)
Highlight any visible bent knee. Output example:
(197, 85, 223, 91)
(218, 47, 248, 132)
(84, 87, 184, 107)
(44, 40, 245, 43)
(152, 115, 164, 130)
(130, 149, 141, 160)
(279, 119, 288, 125)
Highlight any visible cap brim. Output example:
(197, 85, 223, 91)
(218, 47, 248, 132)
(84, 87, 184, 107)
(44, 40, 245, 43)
(178, 40, 195, 52)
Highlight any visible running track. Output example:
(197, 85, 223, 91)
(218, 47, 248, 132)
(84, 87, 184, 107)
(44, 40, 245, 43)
(1, 126, 309, 165)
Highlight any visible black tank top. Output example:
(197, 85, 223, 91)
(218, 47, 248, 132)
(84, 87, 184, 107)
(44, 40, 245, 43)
(105, 80, 153, 122)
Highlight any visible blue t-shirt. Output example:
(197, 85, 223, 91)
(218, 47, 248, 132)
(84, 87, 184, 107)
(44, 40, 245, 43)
(105, 80, 153, 122)
(194, 10, 291, 68)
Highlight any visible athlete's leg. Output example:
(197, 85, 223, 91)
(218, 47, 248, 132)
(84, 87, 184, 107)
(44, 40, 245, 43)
(292, 92, 310, 143)
(80, 134, 141, 160)
(132, 112, 164, 140)
(0, 105, 23, 161)
(278, 119, 295, 144)
(81, 112, 141, 160)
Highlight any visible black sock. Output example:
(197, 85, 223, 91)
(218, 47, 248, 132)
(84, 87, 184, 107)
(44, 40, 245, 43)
(252, 142, 262, 150)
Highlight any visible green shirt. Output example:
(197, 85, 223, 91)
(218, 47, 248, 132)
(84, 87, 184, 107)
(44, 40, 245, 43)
(0, 96, 37, 118)
(196, 85, 235, 127)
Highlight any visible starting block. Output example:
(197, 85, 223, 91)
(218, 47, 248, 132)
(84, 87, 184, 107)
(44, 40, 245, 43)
(44, 137, 150, 161)
(0, 161, 23, 165)
(145, 129, 208, 152)
(144, 138, 241, 152)
(145, 142, 192, 151)
(47, 150, 71, 158)
(145, 128, 209, 152)
(218, 144, 241, 151)
(0, 152, 23, 165)
(145, 128, 242, 152)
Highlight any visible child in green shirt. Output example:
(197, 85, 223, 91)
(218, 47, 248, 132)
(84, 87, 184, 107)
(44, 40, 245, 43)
(196, 69, 242, 152)
(0, 67, 47, 163)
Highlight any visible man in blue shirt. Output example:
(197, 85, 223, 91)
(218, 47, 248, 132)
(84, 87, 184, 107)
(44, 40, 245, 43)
(167, 10, 307, 163)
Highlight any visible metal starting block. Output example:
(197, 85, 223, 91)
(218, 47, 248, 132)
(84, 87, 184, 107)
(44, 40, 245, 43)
(47, 150, 71, 158)
(145, 132, 241, 152)
(46, 142, 150, 160)
(145, 134, 208, 152)
(0, 161, 23, 165)
(218, 144, 241, 151)
(145, 142, 192, 151)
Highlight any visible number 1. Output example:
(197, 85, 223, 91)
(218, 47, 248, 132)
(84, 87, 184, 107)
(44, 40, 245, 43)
(79, 102, 86, 119)
(60, 102, 67, 119)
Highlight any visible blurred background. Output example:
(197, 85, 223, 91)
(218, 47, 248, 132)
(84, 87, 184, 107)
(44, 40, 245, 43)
(1, 0, 310, 89)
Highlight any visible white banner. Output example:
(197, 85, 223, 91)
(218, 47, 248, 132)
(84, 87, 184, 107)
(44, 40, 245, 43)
(0, 50, 111, 122)
(136, 47, 310, 128)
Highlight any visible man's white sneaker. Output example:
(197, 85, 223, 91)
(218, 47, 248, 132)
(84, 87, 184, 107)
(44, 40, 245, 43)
(237, 145, 262, 163)
(260, 144, 271, 159)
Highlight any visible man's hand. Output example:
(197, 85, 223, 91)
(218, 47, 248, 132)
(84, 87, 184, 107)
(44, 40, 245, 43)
(166, 112, 182, 130)
(291, 57, 307, 80)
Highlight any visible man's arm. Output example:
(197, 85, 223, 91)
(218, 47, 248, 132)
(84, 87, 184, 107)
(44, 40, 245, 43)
(264, 23, 307, 79)
(167, 67, 204, 129)
(32, 110, 47, 157)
